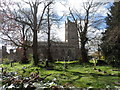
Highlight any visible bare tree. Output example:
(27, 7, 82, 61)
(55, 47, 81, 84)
(0, 1, 33, 63)
(0, 15, 32, 63)
(69, 0, 107, 63)
(1, 0, 53, 66)
(45, 4, 52, 67)
(40, 1, 63, 67)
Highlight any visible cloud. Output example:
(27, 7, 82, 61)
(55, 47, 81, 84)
(53, 1, 68, 16)
(56, 23, 65, 41)
(0, 43, 2, 49)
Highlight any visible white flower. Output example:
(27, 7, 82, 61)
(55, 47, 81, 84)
(33, 83, 43, 87)
(52, 78, 57, 81)
(114, 86, 120, 88)
(44, 82, 57, 87)
(106, 85, 110, 88)
(59, 86, 64, 88)
(8, 84, 15, 88)
(24, 83, 29, 88)
(88, 86, 93, 88)
(49, 82, 54, 86)
(2, 85, 6, 88)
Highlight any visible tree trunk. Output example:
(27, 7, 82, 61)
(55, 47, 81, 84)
(45, 5, 53, 67)
(21, 24, 28, 64)
(80, 11, 89, 63)
(21, 46, 28, 64)
(80, 34, 88, 63)
(33, 30, 39, 66)
(32, 4, 39, 66)
(80, 44, 88, 63)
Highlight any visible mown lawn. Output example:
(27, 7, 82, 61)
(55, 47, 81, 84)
(0, 61, 120, 88)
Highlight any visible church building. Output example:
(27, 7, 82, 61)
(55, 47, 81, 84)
(2, 19, 80, 61)
(37, 19, 80, 60)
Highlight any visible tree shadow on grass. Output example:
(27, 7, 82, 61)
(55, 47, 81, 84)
(66, 70, 120, 78)
(68, 75, 83, 83)
(52, 69, 64, 71)
(90, 73, 120, 77)
(43, 66, 120, 83)
(60, 70, 120, 86)
(52, 67, 120, 77)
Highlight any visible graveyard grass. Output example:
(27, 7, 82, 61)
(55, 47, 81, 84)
(1, 60, 120, 88)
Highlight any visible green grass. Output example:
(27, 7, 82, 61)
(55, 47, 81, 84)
(55, 60, 78, 64)
(0, 61, 120, 88)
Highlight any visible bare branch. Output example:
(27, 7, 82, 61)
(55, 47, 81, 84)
(37, 1, 52, 30)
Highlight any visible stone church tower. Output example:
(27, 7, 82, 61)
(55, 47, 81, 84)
(65, 19, 79, 48)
